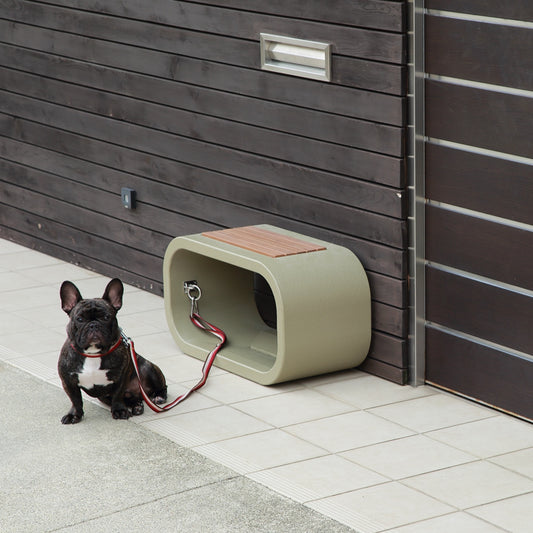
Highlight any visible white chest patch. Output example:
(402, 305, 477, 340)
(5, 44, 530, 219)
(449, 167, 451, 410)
(78, 357, 112, 389)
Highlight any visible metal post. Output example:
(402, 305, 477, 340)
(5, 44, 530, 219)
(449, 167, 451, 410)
(408, 0, 426, 386)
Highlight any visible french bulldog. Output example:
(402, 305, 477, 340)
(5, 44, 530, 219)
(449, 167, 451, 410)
(58, 278, 167, 424)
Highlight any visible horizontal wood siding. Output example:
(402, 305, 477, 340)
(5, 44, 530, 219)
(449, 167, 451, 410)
(0, 0, 408, 382)
(424, 4, 533, 417)
(426, 0, 533, 22)
(426, 328, 533, 421)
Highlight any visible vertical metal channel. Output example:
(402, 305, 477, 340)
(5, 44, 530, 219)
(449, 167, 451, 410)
(408, 0, 426, 385)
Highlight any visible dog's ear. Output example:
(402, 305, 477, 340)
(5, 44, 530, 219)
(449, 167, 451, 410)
(60, 281, 83, 315)
(102, 278, 124, 311)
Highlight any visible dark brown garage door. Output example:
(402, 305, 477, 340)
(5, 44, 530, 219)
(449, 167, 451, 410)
(424, 1, 533, 420)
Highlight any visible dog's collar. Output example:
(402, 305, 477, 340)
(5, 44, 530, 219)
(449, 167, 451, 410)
(71, 336, 124, 358)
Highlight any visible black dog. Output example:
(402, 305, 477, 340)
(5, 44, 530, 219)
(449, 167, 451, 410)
(58, 278, 167, 424)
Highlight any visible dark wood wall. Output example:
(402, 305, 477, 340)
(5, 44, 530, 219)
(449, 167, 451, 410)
(0, 1, 408, 383)
(424, 1, 533, 418)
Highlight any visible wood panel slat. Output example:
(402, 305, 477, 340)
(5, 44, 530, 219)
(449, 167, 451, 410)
(369, 331, 407, 369)
(426, 15, 533, 90)
(426, 0, 533, 22)
(426, 143, 533, 226)
(186, 0, 406, 32)
(426, 328, 533, 420)
(426, 267, 533, 355)
(0, 132, 404, 224)
(0, 46, 404, 156)
(426, 80, 533, 159)
(0, 140, 406, 281)
(0, 67, 405, 179)
(0, 157, 404, 254)
(359, 358, 407, 384)
(0, 21, 405, 125)
(0, 201, 165, 282)
(0, 13, 405, 96)
(0, 88, 404, 189)
(0, 120, 405, 252)
(25, 0, 406, 63)
(426, 204, 533, 291)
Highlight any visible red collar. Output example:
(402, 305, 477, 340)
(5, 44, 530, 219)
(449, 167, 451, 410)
(70, 337, 124, 358)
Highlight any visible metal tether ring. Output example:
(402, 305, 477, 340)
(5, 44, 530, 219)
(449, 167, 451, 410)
(183, 281, 201, 316)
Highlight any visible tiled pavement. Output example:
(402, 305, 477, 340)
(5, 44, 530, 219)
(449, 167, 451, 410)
(1, 238, 533, 532)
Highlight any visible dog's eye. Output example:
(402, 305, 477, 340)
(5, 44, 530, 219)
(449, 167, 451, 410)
(103, 313, 111, 321)
(76, 316, 83, 322)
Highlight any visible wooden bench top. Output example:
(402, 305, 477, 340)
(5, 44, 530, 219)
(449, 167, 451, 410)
(203, 226, 326, 258)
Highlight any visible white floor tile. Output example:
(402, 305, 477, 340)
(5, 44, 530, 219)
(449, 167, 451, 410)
(137, 416, 207, 447)
(342, 434, 475, 479)
(129, 331, 185, 359)
(113, 312, 163, 337)
(491, 448, 533, 479)
(0, 272, 43, 292)
(142, 405, 271, 445)
(315, 374, 435, 409)
(154, 354, 225, 384)
(190, 371, 300, 404)
(249, 454, 387, 502)
(22, 263, 100, 284)
(469, 492, 533, 533)
(233, 388, 355, 427)
(31, 350, 62, 372)
(0, 240, 28, 253)
(6, 356, 58, 382)
(134, 383, 220, 420)
(369, 393, 496, 433)
(428, 415, 533, 458)
(0, 311, 42, 335)
(120, 289, 165, 311)
(0, 285, 62, 311)
(195, 429, 325, 474)
(12, 305, 66, 330)
(404, 461, 533, 509)
(285, 411, 414, 452)
(0, 328, 65, 358)
(0, 250, 62, 270)
(393, 512, 506, 532)
(308, 482, 453, 532)
(297, 368, 363, 387)
(118, 308, 168, 330)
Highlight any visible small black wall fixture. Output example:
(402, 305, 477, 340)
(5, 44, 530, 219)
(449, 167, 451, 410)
(121, 187, 136, 209)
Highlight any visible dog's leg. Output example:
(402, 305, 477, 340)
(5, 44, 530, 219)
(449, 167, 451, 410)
(60, 383, 84, 424)
(110, 379, 131, 420)
(137, 356, 168, 405)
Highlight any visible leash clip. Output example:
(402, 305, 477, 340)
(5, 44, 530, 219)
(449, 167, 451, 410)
(183, 280, 201, 316)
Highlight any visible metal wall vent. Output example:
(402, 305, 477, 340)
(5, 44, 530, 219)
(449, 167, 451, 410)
(260, 33, 331, 82)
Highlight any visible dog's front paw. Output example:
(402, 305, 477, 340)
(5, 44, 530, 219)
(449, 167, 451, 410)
(61, 410, 83, 424)
(111, 403, 131, 420)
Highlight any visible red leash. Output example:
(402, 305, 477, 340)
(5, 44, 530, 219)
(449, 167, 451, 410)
(126, 282, 226, 413)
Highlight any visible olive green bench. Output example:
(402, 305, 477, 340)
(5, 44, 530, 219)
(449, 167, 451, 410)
(163, 225, 371, 385)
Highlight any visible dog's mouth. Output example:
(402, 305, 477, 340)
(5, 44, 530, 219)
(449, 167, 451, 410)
(82, 329, 107, 351)
(84, 343, 102, 355)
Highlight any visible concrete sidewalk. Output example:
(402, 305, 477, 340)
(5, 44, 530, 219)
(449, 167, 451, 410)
(0, 362, 351, 533)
